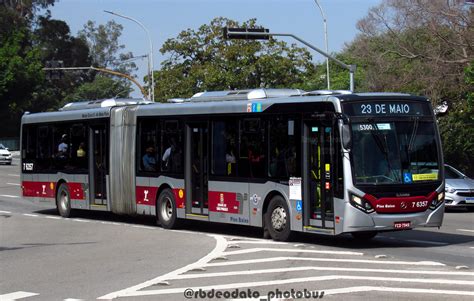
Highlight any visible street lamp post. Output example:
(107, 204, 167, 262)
(313, 0, 330, 90)
(104, 10, 155, 102)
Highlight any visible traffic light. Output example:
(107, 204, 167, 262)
(45, 60, 64, 80)
(223, 27, 270, 40)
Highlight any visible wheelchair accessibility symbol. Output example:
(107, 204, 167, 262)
(404, 172, 413, 183)
(296, 200, 302, 212)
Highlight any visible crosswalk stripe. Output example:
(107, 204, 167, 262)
(120, 275, 474, 297)
(205, 256, 445, 267)
(0, 291, 39, 300)
(168, 266, 474, 280)
(222, 247, 362, 256)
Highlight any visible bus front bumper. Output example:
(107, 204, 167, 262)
(342, 202, 445, 233)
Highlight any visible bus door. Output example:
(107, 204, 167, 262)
(303, 119, 335, 229)
(186, 122, 209, 215)
(89, 123, 108, 206)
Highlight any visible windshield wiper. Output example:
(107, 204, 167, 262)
(405, 117, 420, 172)
(367, 118, 399, 182)
(408, 117, 419, 152)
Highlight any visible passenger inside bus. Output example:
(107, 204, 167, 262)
(142, 146, 157, 171)
(225, 145, 236, 176)
(162, 138, 176, 171)
(57, 134, 68, 159)
(77, 142, 86, 158)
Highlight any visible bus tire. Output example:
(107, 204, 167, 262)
(56, 183, 72, 218)
(351, 231, 377, 241)
(264, 195, 292, 241)
(157, 188, 180, 229)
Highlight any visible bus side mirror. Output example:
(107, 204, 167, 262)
(342, 124, 352, 150)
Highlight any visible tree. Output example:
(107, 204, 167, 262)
(438, 62, 474, 176)
(78, 20, 137, 74)
(0, 9, 44, 137)
(64, 75, 133, 101)
(153, 17, 317, 101)
(2, 0, 55, 20)
(75, 20, 138, 99)
(351, 0, 473, 106)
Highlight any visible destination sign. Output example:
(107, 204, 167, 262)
(343, 101, 431, 116)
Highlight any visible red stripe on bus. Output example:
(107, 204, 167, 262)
(22, 181, 56, 198)
(67, 182, 85, 200)
(208, 191, 239, 214)
(136, 186, 159, 206)
(364, 191, 437, 213)
(172, 188, 185, 209)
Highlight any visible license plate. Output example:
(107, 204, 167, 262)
(466, 197, 474, 204)
(394, 221, 411, 229)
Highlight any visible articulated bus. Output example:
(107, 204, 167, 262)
(20, 89, 445, 241)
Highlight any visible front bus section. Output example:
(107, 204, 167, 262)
(337, 95, 445, 239)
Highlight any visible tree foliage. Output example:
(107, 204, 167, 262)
(78, 20, 137, 74)
(64, 75, 133, 102)
(153, 17, 317, 101)
(349, 0, 472, 106)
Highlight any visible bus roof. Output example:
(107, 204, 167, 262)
(21, 89, 428, 124)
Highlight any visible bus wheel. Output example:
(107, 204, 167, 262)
(351, 231, 377, 241)
(264, 195, 292, 241)
(56, 183, 72, 218)
(157, 188, 180, 229)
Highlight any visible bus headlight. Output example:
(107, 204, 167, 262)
(430, 192, 444, 210)
(350, 194, 374, 214)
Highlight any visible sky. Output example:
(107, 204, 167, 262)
(48, 0, 383, 97)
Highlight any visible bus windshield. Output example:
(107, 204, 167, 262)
(351, 120, 440, 185)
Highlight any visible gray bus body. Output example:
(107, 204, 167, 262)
(20, 90, 445, 236)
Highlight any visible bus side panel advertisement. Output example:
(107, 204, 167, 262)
(208, 191, 239, 214)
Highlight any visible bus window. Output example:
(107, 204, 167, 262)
(211, 120, 238, 176)
(138, 119, 160, 173)
(70, 123, 88, 171)
(161, 120, 183, 174)
(37, 125, 53, 171)
(53, 124, 71, 170)
(268, 117, 301, 178)
(239, 119, 266, 178)
(22, 125, 37, 162)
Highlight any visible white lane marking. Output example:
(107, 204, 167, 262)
(0, 291, 39, 300)
(45, 216, 62, 220)
(119, 275, 474, 297)
(324, 286, 474, 297)
(71, 219, 90, 223)
(7, 174, 20, 177)
(168, 266, 474, 280)
(132, 225, 156, 230)
(403, 239, 447, 246)
(228, 240, 287, 245)
(223, 248, 363, 256)
(0, 194, 20, 198)
(64, 299, 83, 301)
(205, 256, 445, 267)
(23, 214, 39, 217)
(98, 234, 228, 300)
(457, 229, 474, 233)
(0, 210, 12, 214)
(7, 183, 20, 186)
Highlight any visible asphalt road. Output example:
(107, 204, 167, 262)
(1, 157, 473, 301)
